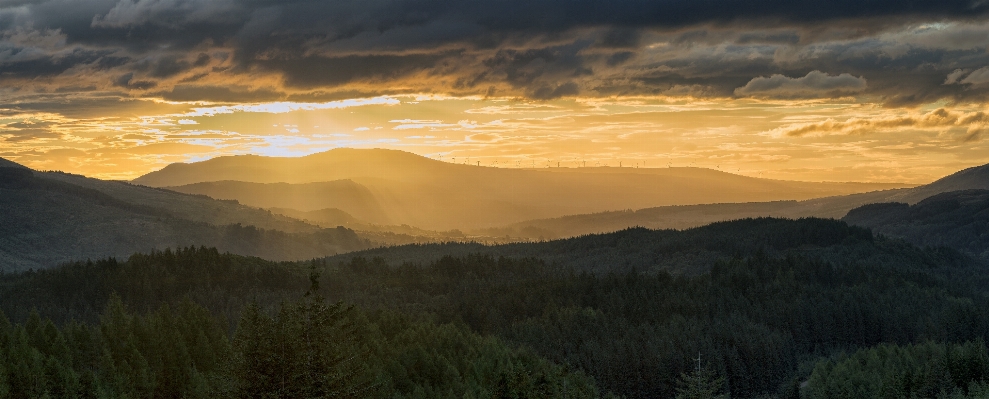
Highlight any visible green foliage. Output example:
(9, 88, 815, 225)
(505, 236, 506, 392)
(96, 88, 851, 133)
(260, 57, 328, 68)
(0, 267, 597, 398)
(3, 217, 989, 398)
(334, 216, 877, 276)
(231, 267, 374, 398)
(805, 341, 989, 399)
(676, 367, 730, 399)
(843, 189, 989, 260)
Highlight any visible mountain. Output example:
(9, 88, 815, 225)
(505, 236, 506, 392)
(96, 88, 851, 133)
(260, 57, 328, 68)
(896, 162, 989, 202)
(268, 207, 362, 227)
(165, 180, 391, 224)
(0, 158, 28, 169)
(496, 162, 989, 238)
(0, 164, 372, 271)
(842, 189, 989, 259)
(132, 148, 910, 230)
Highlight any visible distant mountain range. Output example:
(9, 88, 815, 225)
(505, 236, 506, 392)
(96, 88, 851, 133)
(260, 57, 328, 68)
(6, 148, 986, 270)
(494, 162, 989, 239)
(0, 162, 373, 271)
(133, 148, 911, 230)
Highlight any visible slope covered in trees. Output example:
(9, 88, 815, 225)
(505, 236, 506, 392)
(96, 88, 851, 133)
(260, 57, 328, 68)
(843, 189, 989, 260)
(0, 166, 373, 271)
(3, 218, 988, 398)
(0, 275, 598, 398)
(804, 341, 989, 398)
(328, 216, 880, 276)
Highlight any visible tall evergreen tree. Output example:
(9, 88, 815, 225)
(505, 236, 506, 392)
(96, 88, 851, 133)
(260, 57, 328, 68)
(675, 358, 730, 399)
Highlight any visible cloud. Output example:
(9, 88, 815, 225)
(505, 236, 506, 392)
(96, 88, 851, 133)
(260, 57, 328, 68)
(2, 0, 989, 105)
(960, 67, 989, 86)
(390, 119, 456, 130)
(0, 119, 61, 142)
(734, 71, 867, 98)
(942, 67, 989, 86)
(91, 0, 239, 29)
(945, 69, 970, 84)
(768, 108, 989, 138)
(179, 96, 400, 117)
(466, 133, 502, 143)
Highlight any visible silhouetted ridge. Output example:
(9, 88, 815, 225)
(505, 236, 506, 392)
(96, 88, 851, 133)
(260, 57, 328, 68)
(327, 217, 877, 275)
(843, 189, 989, 258)
(0, 169, 374, 270)
(0, 157, 28, 170)
(499, 161, 989, 238)
(924, 163, 989, 193)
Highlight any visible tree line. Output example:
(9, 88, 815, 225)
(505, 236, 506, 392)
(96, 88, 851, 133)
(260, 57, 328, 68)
(2, 218, 989, 397)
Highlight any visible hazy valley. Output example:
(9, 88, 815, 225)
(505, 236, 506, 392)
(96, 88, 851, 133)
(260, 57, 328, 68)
(139, 148, 910, 231)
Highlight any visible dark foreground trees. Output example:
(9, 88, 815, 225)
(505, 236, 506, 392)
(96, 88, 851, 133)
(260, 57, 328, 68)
(4, 218, 989, 398)
(805, 341, 989, 399)
(0, 272, 599, 398)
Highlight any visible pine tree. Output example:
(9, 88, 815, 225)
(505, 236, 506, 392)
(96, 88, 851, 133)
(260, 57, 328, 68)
(232, 302, 277, 398)
(675, 361, 729, 399)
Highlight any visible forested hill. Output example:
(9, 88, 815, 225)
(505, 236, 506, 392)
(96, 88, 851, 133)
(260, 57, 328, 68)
(843, 189, 989, 260)
(326, 217, 877, 275)
(0, 165, 373, 271)
(2, 217, 987, 398)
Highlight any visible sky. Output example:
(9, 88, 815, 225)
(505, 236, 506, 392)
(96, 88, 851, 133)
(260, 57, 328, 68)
(2, 0, 989, 183)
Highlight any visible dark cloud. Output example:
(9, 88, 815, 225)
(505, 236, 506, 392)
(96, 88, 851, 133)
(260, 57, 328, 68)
(113, 72, 157, 90)
(529, 81, 580, 99)
(606, 51, 635, 66)
(0, 119, 60, 142)
(152, 84, 283, 102)
(2, 0, 989, 103)
(192, 52, 210, 67)
(150, 56, 189, 77)
(735, 32, 801, 45)
(597, 28, 641, 49)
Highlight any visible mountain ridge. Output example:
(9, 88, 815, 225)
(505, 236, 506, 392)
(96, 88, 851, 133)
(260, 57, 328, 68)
(842, 188, 989, 259)
(131, 148, 913, 230)
(489, 162, 989, 238)
(0, 162, 374, 271)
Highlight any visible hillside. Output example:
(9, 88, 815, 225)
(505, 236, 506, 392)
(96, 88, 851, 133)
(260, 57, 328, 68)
(132, 148, 910, 230)
(0, 158, 28, 169)
(3, 217, 986, 398)
(268, 207, 362, 226)
(842, 189, 989, 259)
(496, 162, 989, 238)
(166, 179, 391, 224)
(0, 165, 372, 270)
(330, 216, 878, 276)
